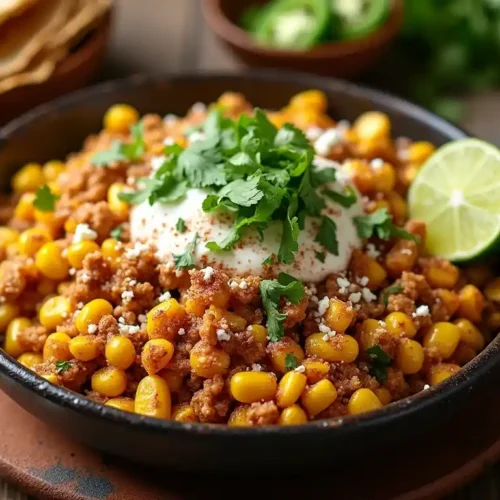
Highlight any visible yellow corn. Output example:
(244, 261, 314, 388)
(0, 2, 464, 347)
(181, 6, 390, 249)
(424, 264, 459, 289)
(189, 341, 230, 378)
(456, 285, 484, 323)
(75, 299, 113, 334)
(485, 277, 500, 303)
(14, 193, 36, 221)
(268, 337, 305, 373)
(12, 163, 44, 192)
(374, 387, 392, 406)
(279, 404, 308, 425)
(105, 336, 136, 370)
(184, 297, 205, 317)
(423, 322, 460, 359)
(228, 406, 251, 427)
(0, 303, 20, 332)
(134, 375, 171, 418)
(387, 192, 408, 223)
(301, 379, 337, 417)
(43, 332, 72, 362)
(103, 104, 139, 134)
(147, 298, 187, 341)
(407, 141, 435, 164)
(305, 333, 359, 363)
(276, 371, 307, 408)
(372, 162, 396, 193)
(352, 250, 387, 289)
(453, 343, 476, 365)
(435, 289, 460, 317)
(290, 90, 328, 113)
(0, 227, 19, 250)
(141, 338, 175, 375)
(323, 298, 355, 333)
(105, 397, 135, 413)
(4, 317, 31, 357)
(353, 111, 391, 142)
(17, 352, 43, 369)
(42, 160, 65, 182)
(347, 388, 382, 415)
(344, 160, 374, 194)
(302, 358, 330, 384)
(160, 369, 183, 393)
(67, 240, 100, 269)
(428, 363, 460, 386)
(35, 241, 70, 280)
(91, 367, 128, 398)
(209, 305, 247, 331)
(42, 373, 60, 385)
(39, 295, 71, 330)
(248, 324, 267, 343)
(453, 318, 484, 351)
(107, 183, 130, 220)
(230, 371, 277, 404)
(69, 335, 100, 361)
(359, 318, 381, 350)
(385, 312, 416, 339)
(396, 339, 424, 375)
(172, 403, 198, 423)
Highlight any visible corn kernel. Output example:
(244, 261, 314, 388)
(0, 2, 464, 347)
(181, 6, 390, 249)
(147, 298, 187, 341)
(353, 111, 391, 142)
(428, 363, 460, 386)
(352, 249, 387, 289)
(67, 240, 100, 269)
(134, 375, 171, 418)
(184, 298, 205, 317)
(423, 322, 460, 359)
(39, 295, 71, 330)
(209, 305, 247, 331)
(35, 241, 69, 280)
(14, 193, 35, 220)
(0, 227, 19, 250)
(305, 333, 359, 363)
(105, 397, 135, 413)
(107, 183, 129, 220)
(160, 369, 183, 393)
(12, 163, 44, 192)
(189, 341, 230, 378)
(348, 388, 382, 415)
(43, 332, 71, 362)
(301, 379, 337, 417)
(453, 343, 476, 365)
(228, 405, 251, 427)
(424, 264, 459, 289)
(324, 298, 355, 333)
(4, 317, 31, 357)
(248, 324, 267, 343)
(141, 338, 175, 375)
(104, 104, 139, 134)
(276, 370, 307, 408)
(279, 404, 308, 425)
(17, 352, 43, 369)
(387, 192, 408, 223)
(75, 299, 113, 334)
(453, 318, 484, 351)
(18, 227, 51, 256)
(385, 312, 416, 339)
(435, 289, 460, 317)
(230, 371, 277, 404)
(42, 160, 65, 182)
(290, 90, 328, 114)
(359, 318, 381, 350)
(463, 265, 493, 289)
(172, 403, 198, 423)
(407, 141, 435, 164)
(0, 303, 20, 331)
(396, 339, 424, 375)
(105, 336, 136, 370)
(302, 358, 330, 383)
(268, 337, 305, 373)
(91, 367, 127, 398)
(42, 373, 60, 385)
(485, 277, 500, 303)
(456, 285, 484, 323)
(344, 160, 374, 194)
(69, 335, 100, 361)
(374, 387, 392, 405)
(372, 162, 396, 193)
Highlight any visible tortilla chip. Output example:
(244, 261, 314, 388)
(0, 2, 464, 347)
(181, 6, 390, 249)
(0, 0, 76, 79)
(0, 0, 38, 26)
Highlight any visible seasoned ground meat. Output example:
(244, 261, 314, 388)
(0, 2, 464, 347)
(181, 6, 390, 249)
(191, 375, 230, 423)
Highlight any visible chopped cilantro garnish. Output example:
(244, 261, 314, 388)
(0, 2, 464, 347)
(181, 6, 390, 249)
(284, 353, 298, 371)
(33, 185, 59, 212)
(314, 250, 326, 263)
(260, 273, 305, 342)
(315, 216, 339, 256)
(323, 186, 357, 208)
(354, 208, 418, 242)
(262, 255, 274, 266)
(366, 345, 392, 383)
(110, 225, 123, 241)
(173, 233, 199, 269)
(176, 218, 187, 233)
(55, 360, 71, 373)
(382, 284, 404, 306)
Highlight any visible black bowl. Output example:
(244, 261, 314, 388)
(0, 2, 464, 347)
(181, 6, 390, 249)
(0, 72, 498, 473)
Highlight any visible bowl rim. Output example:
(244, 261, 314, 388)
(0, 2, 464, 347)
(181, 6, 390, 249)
(0, 69, 495, 439)
(202, 0, 405, 59)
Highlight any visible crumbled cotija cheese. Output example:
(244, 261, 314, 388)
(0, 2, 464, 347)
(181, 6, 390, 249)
(118, 324, 140, 334)
(216, 329, 231, 342)
(413, 305, 430, 317)
(158, 291, 171, 302)
(87, 324, 98, 334)
(202, 266, 214, 281)
(121, 290, 134, 304)
(73, 223, 98, 243)
(317, 296, 330, 316)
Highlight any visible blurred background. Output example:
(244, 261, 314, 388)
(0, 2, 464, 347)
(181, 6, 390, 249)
(1, 0, 500, 144)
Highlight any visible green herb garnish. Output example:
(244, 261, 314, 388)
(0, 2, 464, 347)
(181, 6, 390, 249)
(366, 345, 392, 383)
(382, 284, 404, 307)
(176, 218, 187, 233)
(323, 186, 357, 208)
(55, 360, 71, 373)
(354, 208, 418, 243)
(260, 273, 305, 342)
(110, 225, 123, 241)
(315, 216, 339, 255)
(314, 251, 326, 263)
(173, 233, 199, 269)
(284, 353, 298, 371)
(33, 185, 59, 212)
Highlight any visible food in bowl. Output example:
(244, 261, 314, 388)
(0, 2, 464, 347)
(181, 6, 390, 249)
(0, 89, 498, 427)
(242, 0, 391, 50)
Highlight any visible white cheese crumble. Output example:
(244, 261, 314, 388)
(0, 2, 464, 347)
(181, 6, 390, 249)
(314, 128, 342, 156)
(202, 266, 214, 281)
(319, 323, 335, 335)
(239, 280, 248, 289)
(378, 320, 386, 327)
(188, 131, 205, 143)
(80, 272, 91, 283)
(163, 137, 175, 146)
(401, 248, 413, 255)
(361, 288, 377, 303)
(348, 292, 361, 304)
(87, 324, 98, 334)
(228, 280, 239, 290)
(370, 158, 385, 170)
(69, 268, 76, 276)
(118, 324, 140, 334)
(73, 223, 98, 243)
(178, 328, 186, 336)
(413, 305, 430, 317)
(366, 243, 380, 259)
(191, 102, 207, 114)
(317, 296, 330, 316)
(358, 276, 369, 286)
(121, 290, 134, 304)
(163, 113, 178, 124)
(294, 365, 306, 373)
(306, 126, 323, 141)
(158, 291, 171, 302)
(251, 363, 262, 372)
(138, 314, 147, 323)
(423, 384, 430, 390)
(129, 279, 137, 286)
(125, 242, 149, 259)
(337, 277, 350, 289)
(216, 329, 231, 342)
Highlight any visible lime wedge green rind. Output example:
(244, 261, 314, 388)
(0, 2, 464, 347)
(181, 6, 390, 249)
(408, 138, 500, 263)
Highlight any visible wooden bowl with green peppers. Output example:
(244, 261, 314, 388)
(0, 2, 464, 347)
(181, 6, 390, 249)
(203, 0, 404, 78)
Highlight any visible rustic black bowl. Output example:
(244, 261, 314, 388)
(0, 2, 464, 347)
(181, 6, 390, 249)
(0, 72, 498, 473)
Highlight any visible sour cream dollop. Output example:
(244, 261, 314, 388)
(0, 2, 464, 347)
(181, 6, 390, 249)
(130, 158, 363, 282)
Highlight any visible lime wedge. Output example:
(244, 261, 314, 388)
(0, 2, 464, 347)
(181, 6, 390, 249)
(408, 139, 500, 262)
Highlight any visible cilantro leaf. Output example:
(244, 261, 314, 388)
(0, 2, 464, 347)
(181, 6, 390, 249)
(315, 251, 326, 263)
(366, 345, 392, 383)
(260, 273, 305, 342)
(173, 233, 199, 269)
(278, 203, 299, 265)
(262, 255, 274, 266)
(274, 123, 309, 149)
(91, 141, 125, 166)
(354, 209, 419, 242)
(284, 353, 298, 371)
(33, 185, 59, 212)
(382, 284, 404, 306)
(55, 360, 71, 373)
(110, 225, 123, 241)
(323, 186, 357, 208)
(311, 166, 337, 186)
(315, 216, 339, 256)
(216, 175, 263, 207)
(176, 218, 187, 233)
(299, 169, 325, 217)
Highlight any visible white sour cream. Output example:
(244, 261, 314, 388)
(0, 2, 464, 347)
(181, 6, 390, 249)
(130, 159, 363, 282)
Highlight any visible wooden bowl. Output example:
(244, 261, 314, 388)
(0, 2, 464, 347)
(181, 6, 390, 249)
(202, 0, 404, 78)
(0, 11, 112, 126)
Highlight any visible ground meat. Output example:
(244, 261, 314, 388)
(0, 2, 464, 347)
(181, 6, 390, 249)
(221, 330, 266, 364)
(387, 293, 414, 316)
(191, 375, 230, 423)
(73, 253, 114, 305)
(0, 259, 27, 300)
(228, 276, 260, 305)
(18, 325, 48, 353)
(188, 268, 230, 308)
(316, 399, 348, 420)
(282, 297, 308, 329)
(69, 201, 119, 242)
(400, 271, 434, 304)
(384, 367, 410, 400)
(85, 390, 108, 404)
(97, 314, 119, 340)
(247, 401, 279, 426)
(158, 264, 190, 291)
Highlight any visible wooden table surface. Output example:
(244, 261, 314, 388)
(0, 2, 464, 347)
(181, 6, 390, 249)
(1, 0, 500, 498)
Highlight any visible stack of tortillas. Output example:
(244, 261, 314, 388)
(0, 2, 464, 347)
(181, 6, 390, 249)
(0, 0, 111, 94)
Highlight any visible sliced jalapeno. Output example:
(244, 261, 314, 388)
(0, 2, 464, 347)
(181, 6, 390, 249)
(253, 0, 332, 50)
(332, 0, 390, 40)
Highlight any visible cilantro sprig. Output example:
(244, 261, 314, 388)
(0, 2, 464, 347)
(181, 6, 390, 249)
(55, 360, 71, 373)
(285, 353, 298, 371)
(176, 218, 187, 233)
(173, 233, 199, 269)
(382, 284, 404, 306)
(354, 208, 418, 242)
(260, 273, 305, 342)
(33, 185, 59, 212)
(366, 345, 392, 383)
(110, 225, 123, 241)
